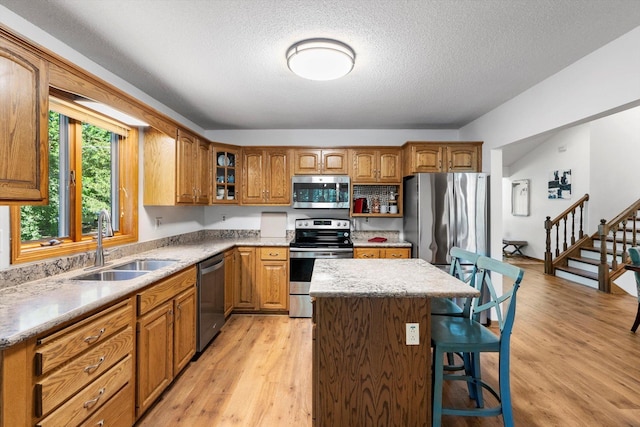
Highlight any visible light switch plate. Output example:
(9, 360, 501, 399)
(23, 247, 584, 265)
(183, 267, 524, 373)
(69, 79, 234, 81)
(406, 323, 419, 345)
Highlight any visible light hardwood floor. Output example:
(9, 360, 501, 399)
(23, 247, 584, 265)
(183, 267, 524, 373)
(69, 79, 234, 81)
(136, 261, 640, 426)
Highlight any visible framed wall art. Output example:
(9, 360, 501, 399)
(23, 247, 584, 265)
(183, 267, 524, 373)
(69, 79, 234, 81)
(511, 179, 530, 216)
(548, 169, 571, 199)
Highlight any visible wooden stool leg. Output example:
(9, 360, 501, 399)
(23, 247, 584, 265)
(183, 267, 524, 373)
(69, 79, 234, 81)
(631, 303, 640, 333)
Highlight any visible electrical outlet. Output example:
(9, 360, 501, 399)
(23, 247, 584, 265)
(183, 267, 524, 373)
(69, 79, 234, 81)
(406, 323, 419, 345)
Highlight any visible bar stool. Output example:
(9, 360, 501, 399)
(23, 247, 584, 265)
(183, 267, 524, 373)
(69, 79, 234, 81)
(431, 256, 525, 427)
(431, 247, 481, 317)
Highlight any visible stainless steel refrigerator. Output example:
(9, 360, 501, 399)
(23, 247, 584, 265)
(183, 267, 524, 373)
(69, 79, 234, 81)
(403, 173, 489, 268)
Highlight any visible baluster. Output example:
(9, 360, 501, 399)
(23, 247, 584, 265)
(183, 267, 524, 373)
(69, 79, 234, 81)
(611, 228, 618, 270)
(562, 217, 568, 251)
(579, 203, 585, 239)
(544, 216, 553, 274)
(621, 219, 628, 264)
(598, 219, 610, 293)
(633, 210, 638, 247)
(570, 209, 576, 245)
(555, 223, 560, 257)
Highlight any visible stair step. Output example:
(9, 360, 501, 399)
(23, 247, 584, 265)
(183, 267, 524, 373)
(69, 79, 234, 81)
(568, 256, 599, 266)
(555, 266, 599, 281)
(581, 245, 625, 256)
(567, 257, 600, 274)
(555, 266, 599, 289)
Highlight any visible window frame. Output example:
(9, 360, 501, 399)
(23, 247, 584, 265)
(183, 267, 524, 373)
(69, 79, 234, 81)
(10, 96, 139, 264)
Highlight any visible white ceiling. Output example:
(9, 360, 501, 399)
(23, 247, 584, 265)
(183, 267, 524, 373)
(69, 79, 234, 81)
(2, 0, 640, 131)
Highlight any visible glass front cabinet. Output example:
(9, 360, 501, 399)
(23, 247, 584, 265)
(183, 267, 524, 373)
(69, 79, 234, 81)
(213, 146, 239, 203)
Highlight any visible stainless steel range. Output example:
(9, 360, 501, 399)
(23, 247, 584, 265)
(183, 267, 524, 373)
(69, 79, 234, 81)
(289, 218, 353, 317)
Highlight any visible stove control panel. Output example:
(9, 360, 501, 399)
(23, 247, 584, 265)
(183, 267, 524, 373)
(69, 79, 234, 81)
(295, 218, 351, 230)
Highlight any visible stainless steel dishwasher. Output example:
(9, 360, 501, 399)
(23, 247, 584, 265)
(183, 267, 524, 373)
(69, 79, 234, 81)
(196, 253, 225, 353)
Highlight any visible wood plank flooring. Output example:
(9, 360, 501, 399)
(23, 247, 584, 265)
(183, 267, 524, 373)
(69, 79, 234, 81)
(136, 261, 640, 426)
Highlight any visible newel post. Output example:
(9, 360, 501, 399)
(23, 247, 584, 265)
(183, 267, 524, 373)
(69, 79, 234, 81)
(598, 219, 610, 293)
(544, 216, 553, 274)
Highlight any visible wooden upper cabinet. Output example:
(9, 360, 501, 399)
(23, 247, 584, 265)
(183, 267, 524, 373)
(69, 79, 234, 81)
(409, 144, 443, 172)
(293, 148, 348, 175)
(144, 127, 211, 206)
(0, 37, 49, 204)
(213, 146, 240, 204)
(447, 144, 480, 172)
(176, 130, 197, 203)
(176, 129, 210, 205)
(350, 148, 401, 183)
(403, 142, 482, 175)
(241, 148, 290, 205)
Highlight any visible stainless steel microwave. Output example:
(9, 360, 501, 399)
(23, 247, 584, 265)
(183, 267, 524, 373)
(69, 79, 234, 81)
(291, 176, 350, 209)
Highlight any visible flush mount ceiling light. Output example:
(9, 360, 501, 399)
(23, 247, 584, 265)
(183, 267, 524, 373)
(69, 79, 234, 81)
(286, 38, 355, 81)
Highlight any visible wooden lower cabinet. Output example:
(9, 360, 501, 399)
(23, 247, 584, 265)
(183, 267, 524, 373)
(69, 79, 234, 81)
(136, 300, 174, 417)
(234, 247, 257, 311)
(224, 249, 235, 316)
(79, 383, 134, 427)
(353, 247, 411, 259)
(135, 266, 197, 420)
(257, 247, 289, 312)
(0, 298, 136, 427)
(232, 246, 289, 313)
(173, 288, 197, 375)
(313, 297, 430, 426)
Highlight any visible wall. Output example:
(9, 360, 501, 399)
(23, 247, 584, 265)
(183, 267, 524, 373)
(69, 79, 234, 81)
(203, 205, 402, 235)
(501, 124, 591, 259)
(207, 129, 458, 147)
(588, 106, 640, 229)
(459, 26, 640, 293)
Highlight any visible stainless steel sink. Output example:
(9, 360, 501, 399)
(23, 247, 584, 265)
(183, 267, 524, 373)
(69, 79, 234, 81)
(111, 259, 177, 271)
(73, 270, 148, 281)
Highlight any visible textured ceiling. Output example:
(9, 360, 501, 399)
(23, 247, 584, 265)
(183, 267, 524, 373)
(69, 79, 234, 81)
(2, 0, 640, 130)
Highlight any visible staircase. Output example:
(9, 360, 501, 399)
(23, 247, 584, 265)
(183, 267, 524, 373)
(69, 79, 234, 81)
(545, 195, 640, 292)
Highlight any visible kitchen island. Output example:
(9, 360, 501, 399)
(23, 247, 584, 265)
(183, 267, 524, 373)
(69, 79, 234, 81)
(309, 258, 479, 427)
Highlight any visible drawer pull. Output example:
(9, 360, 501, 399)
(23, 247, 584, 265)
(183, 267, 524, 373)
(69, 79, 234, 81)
(269, 252, 278, 256)
(83, 387, 105, 409)
(391, 254, 401, 258)
(84, 328, 106, 343)
(84, 356, 106, 374)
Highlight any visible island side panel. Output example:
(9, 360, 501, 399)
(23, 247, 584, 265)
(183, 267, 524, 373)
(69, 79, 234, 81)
(313, 296, 430, 427)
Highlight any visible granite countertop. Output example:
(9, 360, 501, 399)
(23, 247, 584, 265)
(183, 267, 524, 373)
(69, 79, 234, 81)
(351, 238, 412, 248)
(0, 237, 290, 350)
(309, 258, 479, 298)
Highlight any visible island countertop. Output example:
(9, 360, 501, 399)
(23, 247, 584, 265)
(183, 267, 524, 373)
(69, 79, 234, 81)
(309, 258, 479, 298)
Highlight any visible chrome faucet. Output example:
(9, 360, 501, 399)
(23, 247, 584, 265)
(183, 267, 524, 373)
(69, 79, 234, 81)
(95, 209, 114, 267)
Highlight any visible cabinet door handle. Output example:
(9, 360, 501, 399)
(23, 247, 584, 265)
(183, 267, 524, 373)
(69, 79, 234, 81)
(83, 387, 105, 409)
(449, 160, 452, 170)
(176, 304, 182, 320)
(84, 328, 105, 343)
(84, 356, 106, 374)
(96, 421, 105, 427)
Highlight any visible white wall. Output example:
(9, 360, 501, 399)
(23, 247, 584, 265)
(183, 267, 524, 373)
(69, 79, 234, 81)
(461, 26, 640, 294)
(207, 129, 458, 147)
(203, 204, 402, 234)
(501, 124, 591, 259)
(588, 107, 640, 229)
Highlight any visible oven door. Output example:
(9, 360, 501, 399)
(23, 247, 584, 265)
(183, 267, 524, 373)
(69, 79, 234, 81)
(289, 248, 353, 317)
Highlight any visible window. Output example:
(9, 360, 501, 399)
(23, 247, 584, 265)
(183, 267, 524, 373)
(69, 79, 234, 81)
(11, 95, 138, 264)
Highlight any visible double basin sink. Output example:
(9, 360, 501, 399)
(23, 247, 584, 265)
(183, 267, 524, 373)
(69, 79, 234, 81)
(72, 259, 178, 281)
